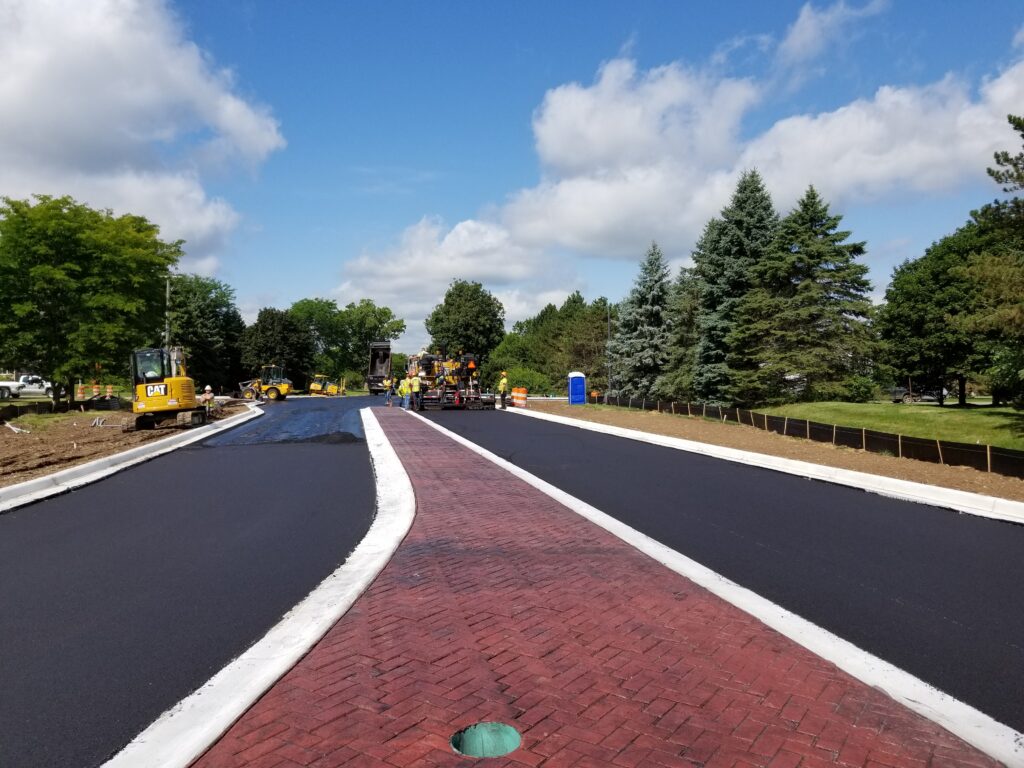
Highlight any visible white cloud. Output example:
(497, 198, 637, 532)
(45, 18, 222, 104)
(532, 58, 759, 178)
(776, 0, 887, 69)
(331, 3, 1023, 347)
(502, 58, 759, 258)
(334, 217, 557, 352)
(1013, 23, 1024, 49)
(742, 62, 1024, 209)
(504, 52, 1024, 262)
(0, 0, 284, 263)
(338, 44, 1024, 349)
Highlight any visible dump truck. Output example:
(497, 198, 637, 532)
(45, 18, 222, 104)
(240, 364, 292, 401)
(367, 342, 391, 395)
(128, 346, 207, 429)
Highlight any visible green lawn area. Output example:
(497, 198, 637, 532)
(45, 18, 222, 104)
(758, 401, 1024, 451)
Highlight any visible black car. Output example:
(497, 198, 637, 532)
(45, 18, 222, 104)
(889, 386, 942, 403)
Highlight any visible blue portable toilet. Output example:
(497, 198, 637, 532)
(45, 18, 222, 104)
(567, 371, 586, 405)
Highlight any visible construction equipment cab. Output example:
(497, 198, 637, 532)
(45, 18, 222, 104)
(129, 347, 207, 429)
(240, 365, 292, 401)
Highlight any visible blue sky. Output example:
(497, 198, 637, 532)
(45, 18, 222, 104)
(2, 1, 1023, 352)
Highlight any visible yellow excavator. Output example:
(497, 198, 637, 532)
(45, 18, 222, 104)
(308, 373, 341, 396)
(240, 364, 292, 401)
(128, 346, 207, 430)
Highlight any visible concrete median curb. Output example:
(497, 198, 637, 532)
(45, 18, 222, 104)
(102, 407, 415, 768)
(507, 406, 1024, 526)
(0, 406, 263, 514)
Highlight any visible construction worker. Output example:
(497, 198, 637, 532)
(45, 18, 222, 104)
(198, 385, 215, 415)
(498, 370, 508, 410)
(398, 374, 410, 410)
(382, 375, 393, 406)
(409, 370, 421, 411)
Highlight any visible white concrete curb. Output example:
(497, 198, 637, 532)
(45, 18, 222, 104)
(103, 408, 416, 768)
(0, 406, 263, 514)
(507, 407, 1024, 525)
(412, 411, 1024, 766)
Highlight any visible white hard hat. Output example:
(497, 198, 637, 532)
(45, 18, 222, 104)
(205, 385, 212, 391)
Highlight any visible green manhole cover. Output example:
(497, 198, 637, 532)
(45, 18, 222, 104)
(450, 721, 521, 758)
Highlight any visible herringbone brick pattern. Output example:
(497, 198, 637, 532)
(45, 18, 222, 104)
(193, 410, 998, 767)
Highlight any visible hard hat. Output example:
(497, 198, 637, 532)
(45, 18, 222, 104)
(501, 371, 507, 375)
(204, 385, 212, 391)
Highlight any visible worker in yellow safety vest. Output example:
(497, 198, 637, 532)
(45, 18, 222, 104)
(382, 375, 393, 406)
(409, 371, 421, 411)
(397, 375, 409, 409)
(498, 370, 508, 410)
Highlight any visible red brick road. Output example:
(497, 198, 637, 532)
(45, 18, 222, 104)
(193, 409, 998, 767)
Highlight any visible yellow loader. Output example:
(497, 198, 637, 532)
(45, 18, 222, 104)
(240, 364, 292, 401)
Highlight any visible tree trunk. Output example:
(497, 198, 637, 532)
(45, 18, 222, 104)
(957, 374, 967, 406)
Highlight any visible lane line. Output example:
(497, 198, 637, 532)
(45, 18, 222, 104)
(411, 410, 1024, 765)
(0, 406, 262, 514)
(507, 406, 1024, 525)
(102, 408, 415, 768)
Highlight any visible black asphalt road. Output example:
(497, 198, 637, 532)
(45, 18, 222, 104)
(422, 409, 1024, 732)
(0, 397, 376, 768)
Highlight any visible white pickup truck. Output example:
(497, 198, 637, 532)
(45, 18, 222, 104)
(17, 375, 62, 398)
(0, 379, 26, 399)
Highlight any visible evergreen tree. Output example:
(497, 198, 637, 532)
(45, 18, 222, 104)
(728, 186, 873, 405)
(987, 114, 1024, 192)
(692, 170, 778, 404)
(652, 266, 701, 401)
(608, 242, 672, 398)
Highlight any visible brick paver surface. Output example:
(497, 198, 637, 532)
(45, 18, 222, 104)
(193, 409, 999, 767)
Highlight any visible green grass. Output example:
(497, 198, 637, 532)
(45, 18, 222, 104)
(758, 401, 1024, 451)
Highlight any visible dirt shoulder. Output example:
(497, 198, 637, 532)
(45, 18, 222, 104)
(0, 402, 250, 490)
(527, 401, 1024, 503)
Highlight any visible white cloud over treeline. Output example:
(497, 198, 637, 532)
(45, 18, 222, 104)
(341, 1, 1024, 348)
(0, 0, 285, 274)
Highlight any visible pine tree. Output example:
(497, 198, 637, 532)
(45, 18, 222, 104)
(692, 170, 778, 405)
(729, 186, 872, 405)
(608, 242, 672, 398)
(987, 114, 1024, 192)
(653, 266, 701, 400)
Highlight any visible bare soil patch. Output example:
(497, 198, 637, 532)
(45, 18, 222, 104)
(0, 402, 249, 490)
(529, 401, 1024, 503)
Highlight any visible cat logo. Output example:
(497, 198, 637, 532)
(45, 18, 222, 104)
(146, 384, 168, 397)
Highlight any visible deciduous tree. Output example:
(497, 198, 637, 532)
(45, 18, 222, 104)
(170, 274, 244, 393)
(240, 308, 315, 384)
(0, 195, 180, 401)
(425, 280, 505, 361)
